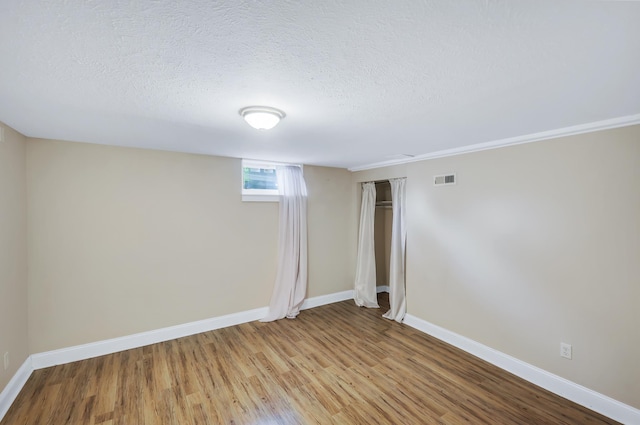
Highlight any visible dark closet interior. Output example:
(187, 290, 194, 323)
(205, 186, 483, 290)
(374, 181, 392, 288)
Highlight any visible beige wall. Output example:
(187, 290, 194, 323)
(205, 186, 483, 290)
(0, 123, 28, 392)
(305, 165, 354, 296)
(27, 139, 352, 352)
(352, 125, 640, 409)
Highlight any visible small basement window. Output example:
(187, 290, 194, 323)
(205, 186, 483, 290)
(242, 159, 301, 202)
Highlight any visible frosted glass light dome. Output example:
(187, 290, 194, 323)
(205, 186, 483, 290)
(239, 106, 286, 130)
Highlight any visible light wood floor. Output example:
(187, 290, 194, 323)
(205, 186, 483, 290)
(2, 293, 618, 424)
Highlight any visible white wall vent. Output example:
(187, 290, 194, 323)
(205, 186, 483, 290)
(434, 173, 456, 186)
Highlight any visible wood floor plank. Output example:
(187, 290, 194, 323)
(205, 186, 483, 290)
(1, 293, 620, 424)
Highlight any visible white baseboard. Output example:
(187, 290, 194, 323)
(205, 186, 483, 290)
(1, 288, 357, 422)
(14, 290, 634, 424)
(403, 314, 640, 425)
(31, 306, 269, 369)
(301, 290, 354, 310)
(301, 287, 386, 310)
(0, 357, 33, 420)
(31, 289, 356, 369)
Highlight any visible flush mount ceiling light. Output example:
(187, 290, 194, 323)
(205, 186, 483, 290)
(239, 106, 286, 130)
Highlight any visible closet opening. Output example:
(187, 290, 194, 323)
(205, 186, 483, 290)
(374, 181, 392, 294)
(354, 177, 407, 321)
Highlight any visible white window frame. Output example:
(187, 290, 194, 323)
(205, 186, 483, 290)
(241, 159, 302, 202)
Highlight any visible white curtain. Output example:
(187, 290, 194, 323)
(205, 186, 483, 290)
(261, 166, 308, 322)
(354, 182, 379, 308)
(383, 177, 407, 322)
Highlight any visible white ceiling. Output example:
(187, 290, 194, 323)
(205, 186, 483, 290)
(1, 1, 639, 170)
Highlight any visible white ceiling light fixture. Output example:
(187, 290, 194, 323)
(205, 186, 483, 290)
(239, 106, 286, 130)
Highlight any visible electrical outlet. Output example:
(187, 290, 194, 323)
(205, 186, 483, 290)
(560, 343, 572, 360)
(3, 352, 8, 370)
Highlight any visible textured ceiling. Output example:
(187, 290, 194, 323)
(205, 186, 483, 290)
(0, 1, 639, 169)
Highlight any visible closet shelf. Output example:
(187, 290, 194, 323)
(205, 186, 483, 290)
(375, 200, 392, 207)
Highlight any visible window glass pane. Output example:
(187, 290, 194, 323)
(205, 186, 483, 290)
(242, 167, 278, 190)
